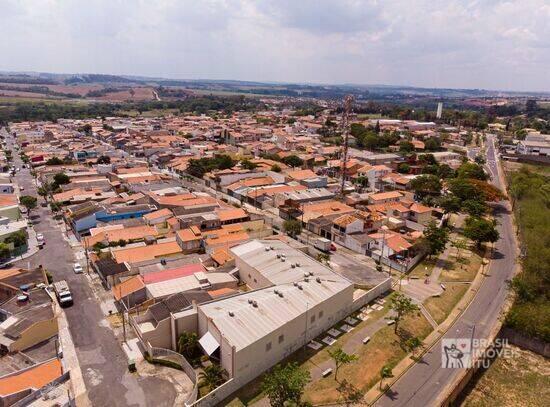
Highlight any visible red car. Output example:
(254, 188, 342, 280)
(330, 243, 337, 251)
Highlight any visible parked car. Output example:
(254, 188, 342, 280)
(73, 263, 83, 274)
(36, 233, 44, 242)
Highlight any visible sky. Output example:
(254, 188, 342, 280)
(1, 0, 549, 92)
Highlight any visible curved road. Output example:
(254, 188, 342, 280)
(377, 135, 517, 406)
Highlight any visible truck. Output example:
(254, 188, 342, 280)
(53, 280, 73, 307)
(314, 237, 331, 253)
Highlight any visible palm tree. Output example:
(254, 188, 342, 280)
(199, 363, 226, 392)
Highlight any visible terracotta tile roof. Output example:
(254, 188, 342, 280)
(286, 169, 316, 180)
(112, 276, 145, 301)
(370, 191, 403, 200)
(112, 241, 182, 264)
(211, 248, 233, 265)
(208, 287, 238, 299)
(176, 228, 202, 242)
(216, 208, 248, 222)
(0, 359, 63, 396)
(85, 225, 157, 247)
(409, 203, 432, 213)
(0, 195, 18, 207)
(143, 208, 173, 221)
(333, 214, 360, 227)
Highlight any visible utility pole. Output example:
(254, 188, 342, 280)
(339, 95, 354, 198)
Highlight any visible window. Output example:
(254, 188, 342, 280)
(266, 342, 272, 352)
(310, 315, 316, 323)
(254, 278, 257, 283)
(278, 334, 284, 344)
(319, 310, 324, 319)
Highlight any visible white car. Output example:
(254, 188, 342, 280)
(19, 186, 24, 191)
(36, 233, 44, 242)
(73, 263, 83, 274)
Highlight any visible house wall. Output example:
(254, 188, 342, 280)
(173, 310, 198, 350)
(219, 285, 354, 390)
(136, 316, 172, 349)
(11, 317, 58, 352)
(235, 259, 272, 289)
(411, 211, 432, 225)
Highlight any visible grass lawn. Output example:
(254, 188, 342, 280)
(408, 257, 437, 279)
(440, 247, 484, 282)
(424, 283, 469, 324)
(302, 313, 433, 405)
(461, 345, 550, 407)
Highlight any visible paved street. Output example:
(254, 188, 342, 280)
(376, 135, 518, 406)
(2, 128, 179, 407)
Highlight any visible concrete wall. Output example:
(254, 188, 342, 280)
(499, 327, 550, 357)
(235, 259, 272, 290)
(11, 317, 58, 352)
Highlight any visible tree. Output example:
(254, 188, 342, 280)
(411, 175, 442, 199)
(462, 199, 488, 217)
(282, 155, 303, 168)
(5, 230, 27, 248)
(53, 172, 70, 186)
(0, 243, 10, 260)
(457, 162, 487, 181)
(463, 216, 499, 248)
(96, 155, 111, 164)
(451, 238, 469, 267)
(199, 363, 226, 392)
(437, 164, 455, 179)
(316, 252, 330, 265)
(437, 195, 461, 213)
(262, 362, 310, 407)
(388, 293, 419, 333)
(37, 183, 52, 200)
(271, 164, 282, 173)
(399, 141, 414, 153)
(403, 337, 423, 359)
(397, 163, 410, 174)
(283, 219, 302, 238)
(379, 365, 394, 391)
(328, 348, 357, 382)
(186, 159, 207, 179)
(474, 154, 486, 165)
(241, 159, 258, 170)
(423, 221, 449, 258)
(46, 157, 63, 166)
(20, 195, 37, 217)
(424, 137, 441, 151)
(177, 332, 200, 360)
(80, 123, 92, 136)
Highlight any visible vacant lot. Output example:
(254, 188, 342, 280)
(461, 345, 550, 407)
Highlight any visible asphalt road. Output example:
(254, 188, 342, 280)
(376, 134, 517, 406)
(2, 128, 178, 407)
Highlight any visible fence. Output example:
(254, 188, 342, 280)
(147, 345, 198, 406)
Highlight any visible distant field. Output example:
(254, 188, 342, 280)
(189, 88, 274, 98)
(357, 113, 385, 119)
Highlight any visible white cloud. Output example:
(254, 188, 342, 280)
(0, 0, 548, 91)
